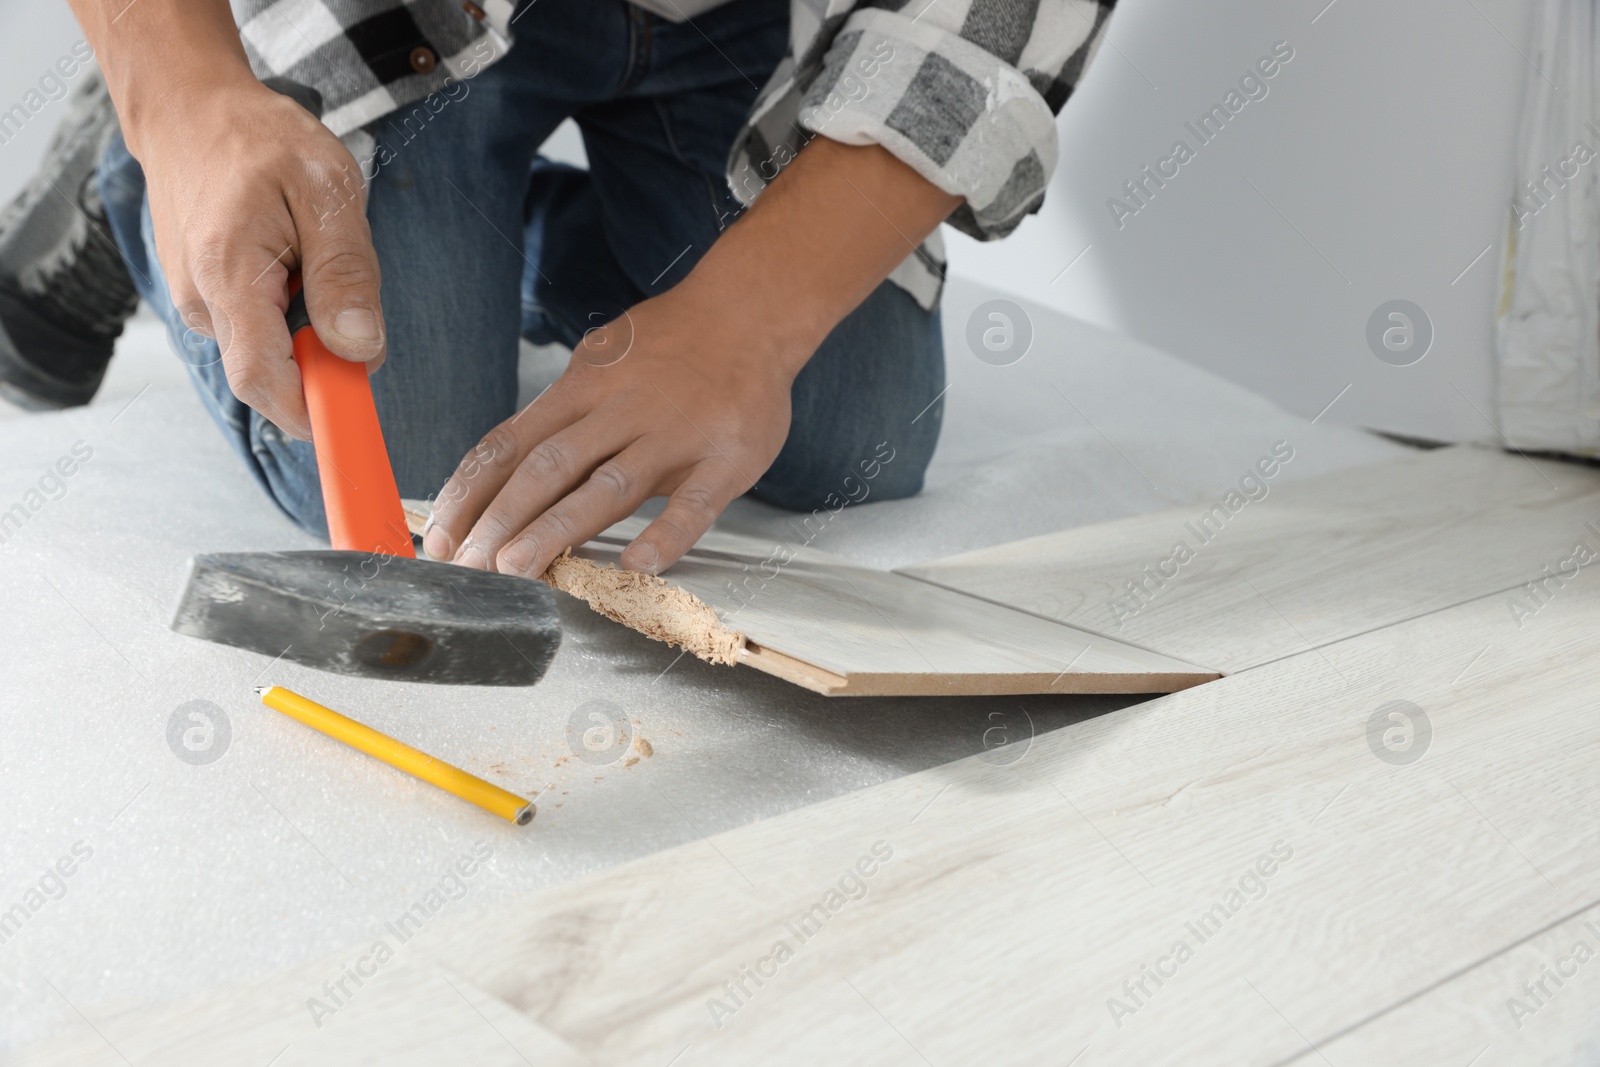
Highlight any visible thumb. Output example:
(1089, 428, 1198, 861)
(296, 183, 386, 371)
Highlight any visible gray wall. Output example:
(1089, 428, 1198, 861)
(945, 0, 1538, 443)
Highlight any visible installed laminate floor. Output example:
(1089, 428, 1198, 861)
(903, 445, 1600, 673)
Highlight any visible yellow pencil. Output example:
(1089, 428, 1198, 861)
(254, 685, 534, 826)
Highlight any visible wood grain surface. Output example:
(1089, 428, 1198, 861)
(902, 446, 1600, 673)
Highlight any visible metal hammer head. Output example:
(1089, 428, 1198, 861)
(171, 551, 561, 686)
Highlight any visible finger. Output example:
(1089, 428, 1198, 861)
(622, 464, 746, 575)
(197, 272, 309, 440)
(453, 417, 636, 571)
(295, 159, 385, 369)
(495, 442, 663, 578)
(423, 393, 580, 561)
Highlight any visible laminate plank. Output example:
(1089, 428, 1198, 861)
(27, 529, 1600, 1064)
(400, 503, 1218, 696)
(406, 505, 1216, 697)
(901, 446, 1600, 672)
(11, 951, 590, 1066)
(1308, 901, 1600, 1067)
(572, 520, 1218, 695)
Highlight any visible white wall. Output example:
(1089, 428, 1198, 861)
(946, 0, 1539, 443)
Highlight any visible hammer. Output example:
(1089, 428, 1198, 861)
(170, 80, 560, 687)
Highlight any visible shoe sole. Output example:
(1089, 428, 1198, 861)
(0, 377, 68, 412)
(0, 303, 106, 409)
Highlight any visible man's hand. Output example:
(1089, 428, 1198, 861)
(428, 138, 961, 577)
(138, 80, 384, 439)
(423, 286, 798, 577)
(71, 0, 384, 441)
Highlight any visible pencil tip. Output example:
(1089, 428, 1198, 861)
(252, 685, 269, 695)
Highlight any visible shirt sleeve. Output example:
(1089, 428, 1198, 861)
(797, 0, 1114, 241)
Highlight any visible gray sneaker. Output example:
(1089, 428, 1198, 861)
(0, 68, 140, 410)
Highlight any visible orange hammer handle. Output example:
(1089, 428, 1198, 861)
(286, 281, 414, 558)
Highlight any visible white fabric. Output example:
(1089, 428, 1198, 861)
(1496, 0, 1600, 454)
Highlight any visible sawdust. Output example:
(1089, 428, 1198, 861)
(622, 736, 653, 768)
(541, 550, 745, 665)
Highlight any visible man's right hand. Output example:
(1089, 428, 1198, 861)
(138, 78, 385, 440)
(71, 0, 386, 441)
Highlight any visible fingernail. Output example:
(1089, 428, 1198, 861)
(455, 543, 489, 570)
(423, 524, 451, 561)
(498, 540, 538, 577)
(333, 307, 381, 344)
(630, 542, 659, 574)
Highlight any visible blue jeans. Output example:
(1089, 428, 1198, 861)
(99, 0, 944, 537)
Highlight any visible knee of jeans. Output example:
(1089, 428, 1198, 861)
(862, 447, 934, 503)
(247, 419, 331, 541)
(750, 427, 937, 514)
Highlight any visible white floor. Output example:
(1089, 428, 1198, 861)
(0, 278, 1406, 1049)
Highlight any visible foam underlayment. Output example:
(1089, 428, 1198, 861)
(0, 279, 1408, 1049)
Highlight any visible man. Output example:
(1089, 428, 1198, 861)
(7, 0, 1111, 578)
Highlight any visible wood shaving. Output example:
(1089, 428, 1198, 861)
(541, 550, 745, 665)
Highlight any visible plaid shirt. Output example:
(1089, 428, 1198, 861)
(233, 0, 1114, 308)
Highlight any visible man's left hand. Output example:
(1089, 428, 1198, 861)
(423, 283, 798, 577)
